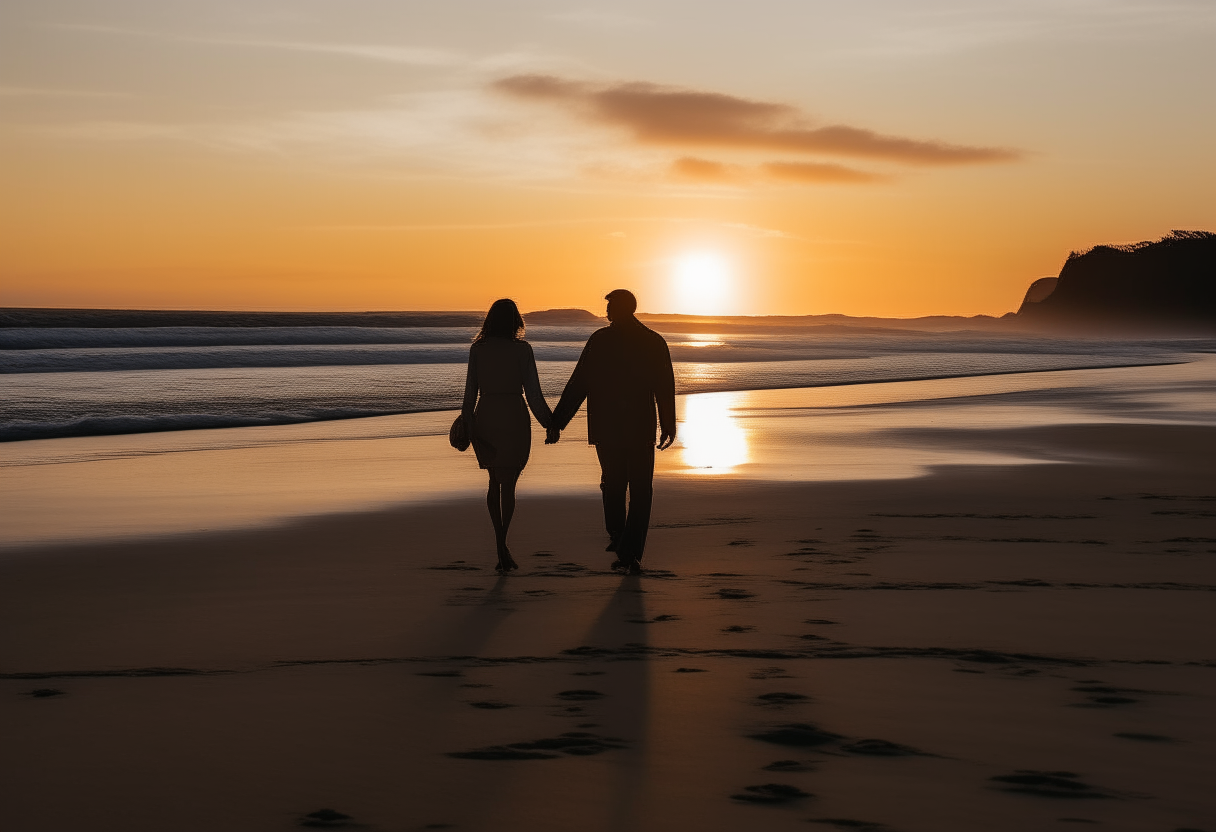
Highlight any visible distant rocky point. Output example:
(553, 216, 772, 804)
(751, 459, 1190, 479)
(1017, 230, 1215, 332)
(1020, 277, 1059, 305)
(523, 308, 604, 325)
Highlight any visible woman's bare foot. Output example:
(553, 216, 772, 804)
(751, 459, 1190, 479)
(496, 544, 518, 573)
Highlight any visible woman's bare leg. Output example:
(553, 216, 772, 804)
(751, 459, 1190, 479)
(500, 469, 519, 562)
(486, 471, 505, 558)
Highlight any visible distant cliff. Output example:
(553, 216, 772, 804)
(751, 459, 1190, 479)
(1017, 231, 1216, 331)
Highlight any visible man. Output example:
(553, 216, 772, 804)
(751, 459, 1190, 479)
(550, 289, 677, 574)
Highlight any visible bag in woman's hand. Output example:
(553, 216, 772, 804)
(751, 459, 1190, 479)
(449, 414, 470, 452)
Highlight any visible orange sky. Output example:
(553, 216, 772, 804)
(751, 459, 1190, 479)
(2, 1, 1214, 316)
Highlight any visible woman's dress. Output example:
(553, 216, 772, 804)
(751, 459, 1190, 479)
(461, 338, 553, 471)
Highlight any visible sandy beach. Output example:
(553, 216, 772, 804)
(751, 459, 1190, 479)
(3, 361, 1215, 832)
(7, 0, 1214, 826)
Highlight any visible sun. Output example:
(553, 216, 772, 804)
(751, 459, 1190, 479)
(673, 252, 732, 316)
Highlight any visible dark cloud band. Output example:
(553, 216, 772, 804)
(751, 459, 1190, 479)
(495, 75, 1019, 166)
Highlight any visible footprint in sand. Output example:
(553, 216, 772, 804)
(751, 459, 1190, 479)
(749, 667, 793, 680)
(840, 738, 930, 757)
(449, 732, 627, 760)
(749, 723, 842, 748)
(717, 588, 755, 599)
(989, 770, 1122, 799)
(1114, 732, 1174, 742)
(762, 759, 815, 772)
(555, 689, 605, 701)
(299, 808, 356, 828)
(730, 783, 813, 804)
(755, 692, 810, 707)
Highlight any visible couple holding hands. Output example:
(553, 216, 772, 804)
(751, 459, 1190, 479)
(460, 289, 676, 575)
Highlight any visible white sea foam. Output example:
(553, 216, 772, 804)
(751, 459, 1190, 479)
(1, 325, 1209, 442)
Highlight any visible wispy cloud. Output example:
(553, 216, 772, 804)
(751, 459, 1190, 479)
(670, 157, 883, 186)
(493, 75, 1019, 165)
(49, 23, 464, 67)
(762, 161, 886, 184)
(306, 216, 797, 239)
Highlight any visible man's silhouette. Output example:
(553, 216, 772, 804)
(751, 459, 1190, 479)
(552, 289, 676, 574)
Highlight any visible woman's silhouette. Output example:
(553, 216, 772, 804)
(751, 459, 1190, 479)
(461, 299, 555, 573)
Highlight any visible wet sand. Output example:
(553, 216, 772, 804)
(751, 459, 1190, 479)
(3, 420, 1215, 831)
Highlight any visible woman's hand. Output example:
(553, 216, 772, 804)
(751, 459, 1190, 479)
(545, 426, 560, 445)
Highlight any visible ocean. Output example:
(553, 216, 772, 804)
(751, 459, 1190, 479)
(2, 323, 1209, 443)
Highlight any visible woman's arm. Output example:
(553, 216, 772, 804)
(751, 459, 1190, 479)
(519, 342, 553, 429)
(461, 344, 479, 425)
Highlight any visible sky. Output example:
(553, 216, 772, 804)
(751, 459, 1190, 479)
(2, 1, 1214, 317)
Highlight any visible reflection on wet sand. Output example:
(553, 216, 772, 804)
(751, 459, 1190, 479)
(677, 392, 750, 474)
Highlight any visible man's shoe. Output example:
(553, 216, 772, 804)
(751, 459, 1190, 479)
(610, 559, 626, 572)
(626, 559, 644, 576)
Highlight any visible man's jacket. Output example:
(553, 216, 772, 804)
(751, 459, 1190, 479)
(553, 317, 676, 447)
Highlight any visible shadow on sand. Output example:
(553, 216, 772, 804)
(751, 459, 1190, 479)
(579, 575, 651, 831)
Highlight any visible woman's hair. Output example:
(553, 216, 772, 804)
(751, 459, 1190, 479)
(474, 298, 526, 342)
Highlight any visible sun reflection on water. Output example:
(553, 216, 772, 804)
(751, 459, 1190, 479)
(673, 333, 726, 348)
(678, 391, 749, 473)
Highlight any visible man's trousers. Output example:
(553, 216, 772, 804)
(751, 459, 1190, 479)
(595, 443, 656, 562)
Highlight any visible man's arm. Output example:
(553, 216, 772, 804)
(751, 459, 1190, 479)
(551, 336, 595, 431)
(655, 336, 676, 450)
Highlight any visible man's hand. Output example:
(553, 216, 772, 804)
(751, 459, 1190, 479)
(657, 431, 675, 451)
(545, 426, 561, 445)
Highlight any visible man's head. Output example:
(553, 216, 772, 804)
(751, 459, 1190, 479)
(605, 289, 637, 323)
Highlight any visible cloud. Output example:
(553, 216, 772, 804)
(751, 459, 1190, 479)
(493, 75, 1019, 165)
(762, 160, 885, 184)
(669, 156, 736, 182)
(49, 23, 464, 67)
(671, 156, 880, 186)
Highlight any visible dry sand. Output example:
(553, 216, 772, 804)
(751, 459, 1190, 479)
(2, 422, 1215, 831)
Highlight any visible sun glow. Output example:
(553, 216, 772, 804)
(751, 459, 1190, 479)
(673, 252, 733, 316)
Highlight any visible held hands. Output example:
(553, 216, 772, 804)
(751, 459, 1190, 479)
(657, 431, 675, 451)
(545, 425, 561, 445)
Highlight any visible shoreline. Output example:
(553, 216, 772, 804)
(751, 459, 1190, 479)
(4, 357, 1214, 550)
(0, 356, 1189, 444)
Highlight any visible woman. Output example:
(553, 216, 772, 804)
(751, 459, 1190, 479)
(462, 299, 555, 573)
